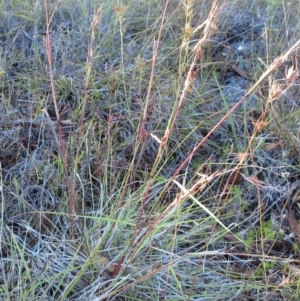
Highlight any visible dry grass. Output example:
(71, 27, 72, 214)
(1, 0, 300, 300)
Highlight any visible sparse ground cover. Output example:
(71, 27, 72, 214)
(1, 0, 300, 300)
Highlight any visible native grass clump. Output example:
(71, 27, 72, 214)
(1, 0, 300, 300)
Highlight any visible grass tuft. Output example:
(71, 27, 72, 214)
(1, 0, 300, 300)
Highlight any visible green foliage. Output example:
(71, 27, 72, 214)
(261, 221, 276, 240)
(245, 228, 256, 248)
(262, 260, 275, 271)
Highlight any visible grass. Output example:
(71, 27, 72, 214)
(1, 0, 300, 300)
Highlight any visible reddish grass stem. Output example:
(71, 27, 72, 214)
(44, 0, 75, 240)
